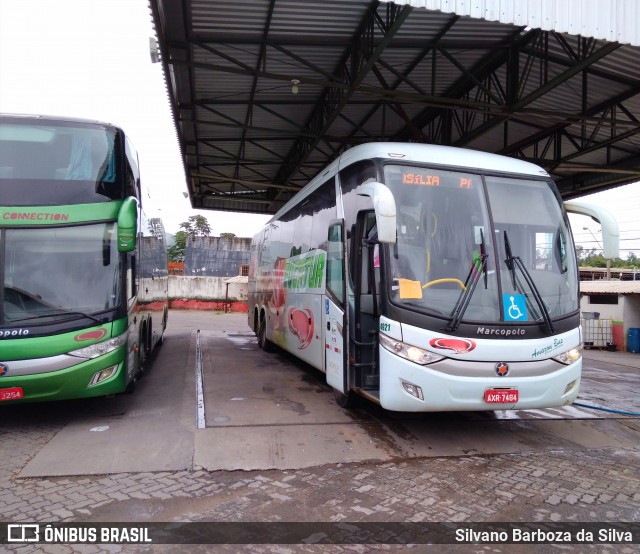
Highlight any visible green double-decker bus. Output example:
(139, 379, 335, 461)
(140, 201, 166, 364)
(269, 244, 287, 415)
(0, 114, 168, 403)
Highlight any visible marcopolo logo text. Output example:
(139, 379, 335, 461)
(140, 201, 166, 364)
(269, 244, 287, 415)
(476, 326, 525, 337)
(0, 328, 30, 338)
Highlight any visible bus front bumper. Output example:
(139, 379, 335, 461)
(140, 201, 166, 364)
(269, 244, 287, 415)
(378, 346, 581, 412)
(0, 349, 128, 404)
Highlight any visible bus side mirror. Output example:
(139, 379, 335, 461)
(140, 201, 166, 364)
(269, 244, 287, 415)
(117, 197, 138, 252)
(356, 181, 397, 244)
(563, 200, 619, 259)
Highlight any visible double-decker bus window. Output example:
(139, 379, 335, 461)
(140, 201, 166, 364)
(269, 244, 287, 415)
(0, 119, 123, 204)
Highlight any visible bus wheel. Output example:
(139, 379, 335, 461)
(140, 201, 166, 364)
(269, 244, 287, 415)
(257, 313, 273, 352)
(333, 388, 356, 409)
(138, 337, 147, 373)
(125, 376, 138, 394)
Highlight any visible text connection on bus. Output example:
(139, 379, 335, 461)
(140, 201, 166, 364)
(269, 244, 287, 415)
(0, 114, 168, 403)
(248, 142, 618, 412)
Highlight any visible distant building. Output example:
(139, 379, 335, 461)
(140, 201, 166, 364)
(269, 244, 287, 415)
(580, 280, 640, 351)
(580, 267, 640, 281)
(184, 236, 251, 277)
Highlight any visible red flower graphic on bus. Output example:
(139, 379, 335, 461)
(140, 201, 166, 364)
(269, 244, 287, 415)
(288, 307, 314, 349)
(429, 337, 476, 354)
(74, 328, 108, 342)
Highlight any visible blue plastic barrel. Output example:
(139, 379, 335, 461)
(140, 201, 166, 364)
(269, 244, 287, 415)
(628, 328, 640, 353)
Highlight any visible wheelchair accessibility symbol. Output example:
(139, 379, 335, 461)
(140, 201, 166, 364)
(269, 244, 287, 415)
(504, 294, 527, 321)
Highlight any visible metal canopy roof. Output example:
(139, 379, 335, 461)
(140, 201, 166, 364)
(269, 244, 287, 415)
(149, 0, 640, 215)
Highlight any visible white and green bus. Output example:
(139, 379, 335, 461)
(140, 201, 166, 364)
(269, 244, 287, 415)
(0, 114, 168, 403)
(248, 142, 618, 412)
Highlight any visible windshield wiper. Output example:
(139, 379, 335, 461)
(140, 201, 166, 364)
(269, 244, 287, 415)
(447, 229, 488, 332)
(503, 231, 555, 334)
(8, 309, 104, 325)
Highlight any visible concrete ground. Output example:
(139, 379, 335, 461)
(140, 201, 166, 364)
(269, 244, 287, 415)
(1, 310, 639, 553)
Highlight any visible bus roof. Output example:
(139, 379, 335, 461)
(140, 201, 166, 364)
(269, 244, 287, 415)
(338, 142, 549, 177)
(270, 142, 550, 223)
(0, 113, 119, 130)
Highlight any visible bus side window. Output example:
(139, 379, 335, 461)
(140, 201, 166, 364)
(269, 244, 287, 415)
(126, 253, 137, 299)
(125, 163, 137, 198)
(124, 136, 140, 199)
(327, 223, 345, 305)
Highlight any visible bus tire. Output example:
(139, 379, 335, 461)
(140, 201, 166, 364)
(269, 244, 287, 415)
(258, 312, 273, 352)
(125, 376, 138, 394)
(138, 327, 147, 374)
(146, 321, 153, 356)
(333, 388, 356, 409)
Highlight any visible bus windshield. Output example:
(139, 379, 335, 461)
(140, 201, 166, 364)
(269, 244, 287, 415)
(383, 164, 578, 325)
(2, 223, 121, 324)
(0, 118, 121, 205)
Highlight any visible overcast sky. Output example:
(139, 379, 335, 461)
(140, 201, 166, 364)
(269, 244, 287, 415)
(0, 0, 638, 257)
(0, 0, 270, 236)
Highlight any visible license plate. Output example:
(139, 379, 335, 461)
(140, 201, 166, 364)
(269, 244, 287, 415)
(0, 387, 24, 401)
(484, 388, 518, 404)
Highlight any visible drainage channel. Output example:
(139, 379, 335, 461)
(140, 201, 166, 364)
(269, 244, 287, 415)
(195, 329, 206, 429)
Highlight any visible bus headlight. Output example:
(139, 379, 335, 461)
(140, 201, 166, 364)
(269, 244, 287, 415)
(380, 333, 444, 365)
(88, 365, 119, 387)
(553, 345, 582, 365)
(402, 381, 424, 401)
(69, 332, 127, 359)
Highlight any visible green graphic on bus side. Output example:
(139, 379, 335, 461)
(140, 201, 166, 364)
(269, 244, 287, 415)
(283, 251, 326, 291)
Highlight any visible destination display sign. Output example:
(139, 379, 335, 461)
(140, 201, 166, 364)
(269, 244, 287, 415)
(400, 169, 475, 189)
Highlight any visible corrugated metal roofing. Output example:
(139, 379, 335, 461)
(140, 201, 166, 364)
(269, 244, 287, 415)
(150, 0, 640, 215)
(386, 0, 640, 46)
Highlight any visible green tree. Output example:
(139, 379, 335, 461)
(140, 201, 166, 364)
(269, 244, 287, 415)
(167, 215, 212, 262)
(167, 230, 188, 262)
(180, 215, 212, 237)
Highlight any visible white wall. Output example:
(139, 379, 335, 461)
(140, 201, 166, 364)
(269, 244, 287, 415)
(581, 293, 640, 350)
(168, 276, 248, 301)
(623, 296, 640, 332)
(579, 295, 623, 322)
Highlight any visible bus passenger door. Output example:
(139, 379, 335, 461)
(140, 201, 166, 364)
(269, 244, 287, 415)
(324, 220, 348, 393)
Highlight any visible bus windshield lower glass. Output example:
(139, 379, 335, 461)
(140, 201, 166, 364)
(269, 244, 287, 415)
(0, 118, 121, 204)
(383, 165, 578, 325)
(2, 223, 121, 325)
